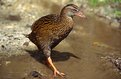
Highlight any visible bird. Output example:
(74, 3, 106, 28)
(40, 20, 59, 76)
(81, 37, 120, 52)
(27, 4, 85, 77)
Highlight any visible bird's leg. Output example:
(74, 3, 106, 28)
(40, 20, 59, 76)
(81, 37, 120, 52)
(47, 57, 65, 77)
(43, 47, 65, 77)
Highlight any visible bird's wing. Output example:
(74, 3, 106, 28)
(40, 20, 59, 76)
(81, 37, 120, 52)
(31, 14, 59, 31)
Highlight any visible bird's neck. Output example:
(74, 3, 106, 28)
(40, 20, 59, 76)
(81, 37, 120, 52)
(59, 8, 73, 21)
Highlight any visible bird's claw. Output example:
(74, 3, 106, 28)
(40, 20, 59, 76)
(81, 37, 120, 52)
(53, 70, 65, 77)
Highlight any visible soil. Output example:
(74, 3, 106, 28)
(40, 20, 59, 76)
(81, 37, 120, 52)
(0, 16, 121, 79)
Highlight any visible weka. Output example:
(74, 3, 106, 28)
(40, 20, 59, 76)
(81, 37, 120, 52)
(27, 4, 85, 77)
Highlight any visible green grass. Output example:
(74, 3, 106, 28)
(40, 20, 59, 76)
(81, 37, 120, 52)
(88, 0, 121, 17)
(114, 10, 121, 17)
(89, 0, 121, 7)
(89, 0, 100, 7)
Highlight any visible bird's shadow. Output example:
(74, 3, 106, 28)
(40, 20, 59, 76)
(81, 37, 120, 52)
(25, 49, 80, 64)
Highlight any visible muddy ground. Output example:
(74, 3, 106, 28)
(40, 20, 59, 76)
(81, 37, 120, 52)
(0, 0, 121, 79)
(0, 15, 121, 79)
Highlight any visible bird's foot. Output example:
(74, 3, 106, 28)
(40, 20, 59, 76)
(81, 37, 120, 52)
(53, 69, 65, 77)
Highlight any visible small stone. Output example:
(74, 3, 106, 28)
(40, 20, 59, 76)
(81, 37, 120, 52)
(30, 71, 41, 77)
(110, 57, 121, 72)
(14, 37, 20, 40)
(110, 21, 120, 28)
(8, 35, 13, 37)
(5, 61, 11, 65)
(1, 45, 7, 50)
(23, 42, 29, 46)
(23, 71, 48, 79)
(1, 45, 5, 48)
(6, 14, 21, 21)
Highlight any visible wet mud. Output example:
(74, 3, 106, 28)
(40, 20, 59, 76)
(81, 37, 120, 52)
(0, 16, 121, 79)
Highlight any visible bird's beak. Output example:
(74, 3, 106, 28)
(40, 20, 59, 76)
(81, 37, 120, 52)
(75, 11, 86, 18)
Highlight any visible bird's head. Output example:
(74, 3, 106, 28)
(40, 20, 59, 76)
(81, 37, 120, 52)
(61, 4, 86, 18)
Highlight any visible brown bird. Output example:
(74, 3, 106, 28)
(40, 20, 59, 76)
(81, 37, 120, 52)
(27, 4, 85, 77)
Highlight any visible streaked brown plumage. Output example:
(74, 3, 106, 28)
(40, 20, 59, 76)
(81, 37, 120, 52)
(27, 4, 85, 77)
(29, 14, 73, 50)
